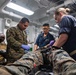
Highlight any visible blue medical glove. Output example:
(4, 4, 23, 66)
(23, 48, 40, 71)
(49, 40, 55, 46)
(21, 44, 30, 51)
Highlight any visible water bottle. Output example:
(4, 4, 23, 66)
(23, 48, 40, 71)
(28, 44, 32, 51)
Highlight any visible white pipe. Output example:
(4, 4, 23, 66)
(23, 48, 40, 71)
(2, 10, 23, 19)
(0, 0, 23, 19)
(0, 0, 11, 11)
(0, 0, 41, 25)
(47, 0, 73, 13)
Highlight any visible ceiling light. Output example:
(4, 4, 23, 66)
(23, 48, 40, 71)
(6, 2, 34, 15)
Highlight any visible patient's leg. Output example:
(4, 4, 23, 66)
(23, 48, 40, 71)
(0, 51, 43, 75)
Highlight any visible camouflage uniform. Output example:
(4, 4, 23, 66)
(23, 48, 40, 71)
(6, 25, 28, 63)
(0, 48, 76, 75)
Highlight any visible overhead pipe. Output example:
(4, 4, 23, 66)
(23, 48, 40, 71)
(0, 0, 11, 33)
(0, 0, 23, 19)
(0, 0, 41, 26)
(0, 0, 11, 11)
(2, 10, 23, 19)
(47, 0, 73, 13)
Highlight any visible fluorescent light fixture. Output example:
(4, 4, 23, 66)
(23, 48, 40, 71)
(6, 2, 34, 15)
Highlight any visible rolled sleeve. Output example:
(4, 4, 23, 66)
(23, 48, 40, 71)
(59, 16, 72, 35)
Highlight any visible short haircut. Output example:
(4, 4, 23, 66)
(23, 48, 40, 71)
(43, 23, 49, 27)
(20, 17, 29, 23)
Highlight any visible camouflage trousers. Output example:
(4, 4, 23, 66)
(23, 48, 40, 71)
(0, 49, 76, 75)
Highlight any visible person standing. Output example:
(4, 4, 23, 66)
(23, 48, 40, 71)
(34, 23, 54, 51)
(53, 8, 76, 60)
(6, 17, 30, 63)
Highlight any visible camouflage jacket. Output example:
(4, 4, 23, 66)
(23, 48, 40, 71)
(6, 25, 28, 61)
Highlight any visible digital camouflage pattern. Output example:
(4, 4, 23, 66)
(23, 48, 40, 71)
(6, 25, 28, 63)
(49, 50, 76, 75)
(0, 48, 76, 75)
(0, 50, 43, 75)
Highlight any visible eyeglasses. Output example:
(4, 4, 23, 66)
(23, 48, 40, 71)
(43, 28, 49, 30)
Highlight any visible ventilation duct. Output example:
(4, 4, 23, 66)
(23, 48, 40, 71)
(48, 0, 65, 5)
(35, 0, 50, 8)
